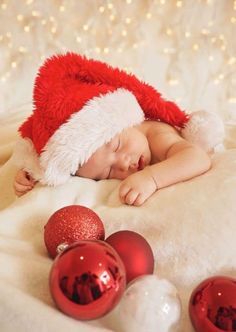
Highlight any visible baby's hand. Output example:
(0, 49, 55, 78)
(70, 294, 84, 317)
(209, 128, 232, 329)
(14, 169, 36, 197)
(119, 168, 157, 206)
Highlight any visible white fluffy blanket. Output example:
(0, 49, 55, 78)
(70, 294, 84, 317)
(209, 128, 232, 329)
(1, 108, 236, 332)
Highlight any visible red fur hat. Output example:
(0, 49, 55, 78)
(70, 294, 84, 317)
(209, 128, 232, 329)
(14, 52, 190, 186)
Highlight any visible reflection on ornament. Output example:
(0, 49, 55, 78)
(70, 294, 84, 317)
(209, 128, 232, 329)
(112, 275, 181, 332)
(189, 275, 236, 332)
(49, 240, 126, 320)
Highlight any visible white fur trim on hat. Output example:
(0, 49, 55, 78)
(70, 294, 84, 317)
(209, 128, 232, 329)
(38, 88, 144, 186)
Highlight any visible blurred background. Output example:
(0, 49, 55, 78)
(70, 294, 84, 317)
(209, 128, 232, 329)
(0, 0, 235, 123)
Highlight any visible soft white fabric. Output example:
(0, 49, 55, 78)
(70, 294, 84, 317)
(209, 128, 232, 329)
(1, 109, 236, 332)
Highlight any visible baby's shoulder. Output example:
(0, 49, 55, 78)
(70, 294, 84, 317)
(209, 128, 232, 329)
(144, 120, 180, 136)
(144, 121, 183, 162)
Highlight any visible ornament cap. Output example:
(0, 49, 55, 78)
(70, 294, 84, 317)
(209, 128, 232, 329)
(56, 242, 69, 255)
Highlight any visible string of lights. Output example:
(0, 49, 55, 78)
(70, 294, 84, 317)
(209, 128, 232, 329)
(0, 0, 235, 119)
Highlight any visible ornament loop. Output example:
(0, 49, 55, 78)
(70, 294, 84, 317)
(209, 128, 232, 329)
(56, 242, 69, 254)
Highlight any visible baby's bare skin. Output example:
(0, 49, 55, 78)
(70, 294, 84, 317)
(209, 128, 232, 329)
(14, 121, 211, 206)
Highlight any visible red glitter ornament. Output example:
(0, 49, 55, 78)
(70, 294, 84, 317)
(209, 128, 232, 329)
(44, 205, 105, 258)
(49, 240, 126, 320)
(189, 275, 236, 332)
(106, 230, 154, 284)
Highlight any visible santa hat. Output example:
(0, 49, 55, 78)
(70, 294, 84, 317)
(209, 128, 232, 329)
(13, 53, 224, 186)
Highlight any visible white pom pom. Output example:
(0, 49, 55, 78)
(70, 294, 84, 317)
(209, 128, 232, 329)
(181, 110, 225, 152)
(111, 275, 181, 332)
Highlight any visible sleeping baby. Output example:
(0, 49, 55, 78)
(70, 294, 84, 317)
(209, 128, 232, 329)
(13, 53, 224, 206)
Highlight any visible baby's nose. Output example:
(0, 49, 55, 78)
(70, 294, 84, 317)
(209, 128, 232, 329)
(116, 153, 130, 172)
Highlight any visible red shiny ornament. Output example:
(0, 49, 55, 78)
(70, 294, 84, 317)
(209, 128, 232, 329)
(44, 205, 105, 258)
(49, 240, 126, 320)
(106, 230, 154, 284)
(189, 276, 236, 332)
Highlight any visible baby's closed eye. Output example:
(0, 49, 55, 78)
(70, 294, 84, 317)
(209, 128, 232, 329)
(114, 138, 120, 151)
(107, 136, 120, 152)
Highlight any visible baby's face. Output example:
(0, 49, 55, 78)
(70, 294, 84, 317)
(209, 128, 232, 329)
(76, 127, 151, 180)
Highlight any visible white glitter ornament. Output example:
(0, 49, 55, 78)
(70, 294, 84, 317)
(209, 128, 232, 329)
(115, 275, 181, 332)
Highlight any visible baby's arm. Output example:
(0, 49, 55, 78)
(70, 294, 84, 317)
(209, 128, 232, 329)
(14, 169, 37, 197)
(120, 123, 211, 206)
(146, 125, 211, 190)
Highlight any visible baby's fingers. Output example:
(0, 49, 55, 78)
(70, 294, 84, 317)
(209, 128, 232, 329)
(133, 193, 148, 206)
(15, 190, 29, 197)
(119, 183, 130, 203)
(124, 190, 140, 205)
(17, 172, 34, 186)
(14, 182, 33, 194)
(120, 184, 139, 205)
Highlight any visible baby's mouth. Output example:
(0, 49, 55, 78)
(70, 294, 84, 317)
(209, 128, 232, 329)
(138, 155, 145, 170)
